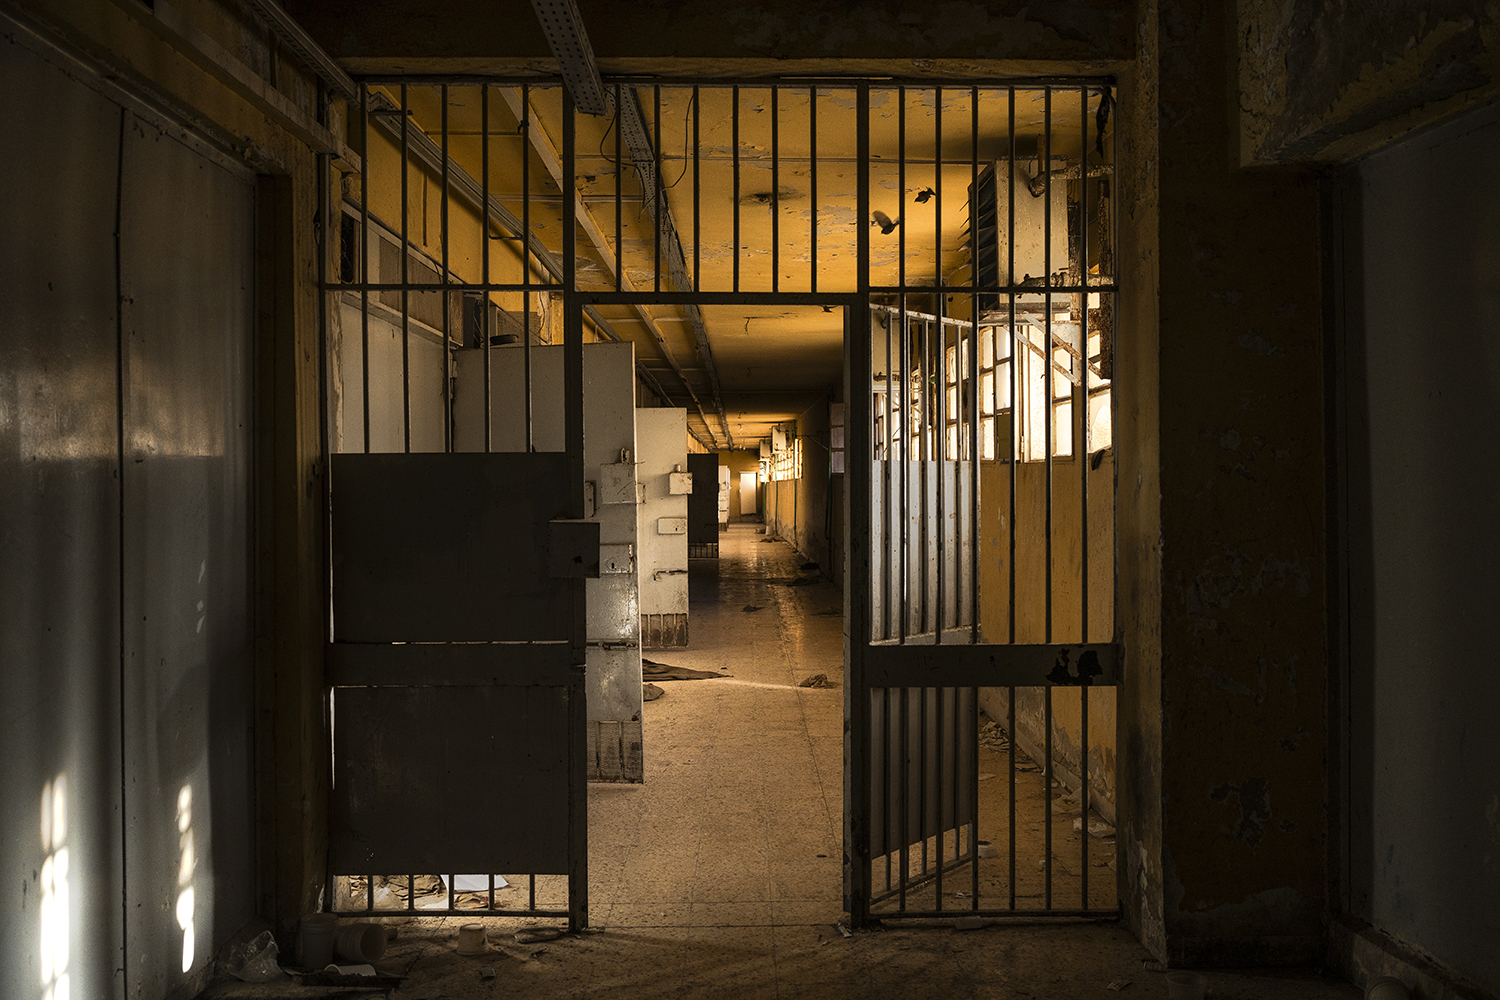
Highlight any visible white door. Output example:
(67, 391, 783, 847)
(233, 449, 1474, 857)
(636, 408, 689, 647)
(739, 471, 758, 518)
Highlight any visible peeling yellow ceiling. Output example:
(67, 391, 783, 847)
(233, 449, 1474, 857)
(366, 82, 1106, 448)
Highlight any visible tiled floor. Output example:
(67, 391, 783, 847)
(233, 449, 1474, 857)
(279, 525, 1361, 1000)
(587, 522, 847, 930)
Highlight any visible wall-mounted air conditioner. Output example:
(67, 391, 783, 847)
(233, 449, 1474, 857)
(968, 156, 1070, 316)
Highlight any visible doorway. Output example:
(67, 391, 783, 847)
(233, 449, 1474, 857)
(739, 471, 760, 519)
(321, 76, 1120, 929)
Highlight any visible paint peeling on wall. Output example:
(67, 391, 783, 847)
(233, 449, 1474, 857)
(1237, 0, 1500, 163)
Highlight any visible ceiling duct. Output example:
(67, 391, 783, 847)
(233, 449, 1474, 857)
(529, 0, 608, 116)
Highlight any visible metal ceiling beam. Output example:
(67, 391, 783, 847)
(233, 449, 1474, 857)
(500, 89, 722, 449)
(528, 0, 608, 116)
(611, 87, 735, 449)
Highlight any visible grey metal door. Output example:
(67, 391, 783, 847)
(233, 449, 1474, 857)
(327, 452, 593, 926)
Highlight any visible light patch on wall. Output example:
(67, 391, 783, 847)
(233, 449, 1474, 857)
(40, 773, 69, 1000)
(176, 785, 195, 974)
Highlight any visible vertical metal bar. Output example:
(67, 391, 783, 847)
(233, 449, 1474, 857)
(488, 873, 495, 911)
(810, 86, 818, 294)
(400, 83, 411, 454)
(934, 88, 945, 644)
(1082, 673, 1091, 908)
(1044, 684, 1053, 908)
(653, 86, 663, 294)
(447, 872, 455, 911)
(771, 86, 780, 293)
(1007, 684, 1016, 910)
(359, 83, 371, 454)
(693, 85, 700, 292)
(614, 83, 622, 294)
(481, 86, 492, 453)
(934, 87, 943, 284)
(970, 686, 979, 909)
(919, 685, 928, 880)
(1007, 89, 1017, 646)
(883, 313, 893, 640)
(1042, 86, 1055, 914)
(847, 83, 873, 926)
(562, 88, 589, 932)
(407, 873, 414, 912)
(919, 317, 929, 636)
(530, 873, 537, 911)
(969, 87, 981, 644)
(523, 84, 533, 452)
(732, 85, 740, 293)
(898, 686, 909, 911)
(935, 684, 944, 909)
(441, 86, 452, 453)
(884, 688, 892, 893)
(1043, 87, 1054, 646)
(899, 298, 909, 642)
(1078, 85, 1091, 906)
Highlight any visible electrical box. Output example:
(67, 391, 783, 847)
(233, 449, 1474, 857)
(668, 471, 693, 495)
(772, 427, 789, 453)
(599, 543, 634, 574)
(598, 462, 638, 504)
(656, 517, 687, 535)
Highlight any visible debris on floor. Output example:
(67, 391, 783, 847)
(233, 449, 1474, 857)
(836, 923, 853, 939)
(642, 658, 727, 681)
(514, 928, 564, 944)
(798, 673, 834, 688)
(643, 682, 665, 701)
(1108, 979, 1134, 990)
(955, 915, 987, 931)
(742, 604, 764, 612)
(1073, 815, 1116, 839)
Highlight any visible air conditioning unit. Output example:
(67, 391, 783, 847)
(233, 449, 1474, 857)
(771, 426, 790, 453)
(968, 156, 1070, 316)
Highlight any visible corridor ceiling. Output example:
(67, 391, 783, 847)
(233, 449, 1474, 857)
(363, 81, 1101, 449)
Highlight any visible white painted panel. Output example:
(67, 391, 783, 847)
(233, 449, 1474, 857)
(452, 343, 643, 731)
(636, 409, 689, 617)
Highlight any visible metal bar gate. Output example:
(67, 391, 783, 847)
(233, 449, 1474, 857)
(321, 74, 1119, 927)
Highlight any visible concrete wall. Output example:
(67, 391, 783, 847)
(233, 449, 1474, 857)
(0, 0, 334, 994)
(765, 398, 845, 589)
(977, 455, 1116, 820)
(1236, 1, 1500, 165)
(1334, 99, 1500, 997)
(1116, 0, 1329, 966)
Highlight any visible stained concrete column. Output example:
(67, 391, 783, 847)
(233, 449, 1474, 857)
(1117, 0, 1327, 964)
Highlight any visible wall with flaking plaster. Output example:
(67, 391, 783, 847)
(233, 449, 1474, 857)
(1236, 0, 1500, 165)
(1339, 97, 1500, 997)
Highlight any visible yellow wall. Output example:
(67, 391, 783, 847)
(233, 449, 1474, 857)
(977, 452, 1116, 818)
